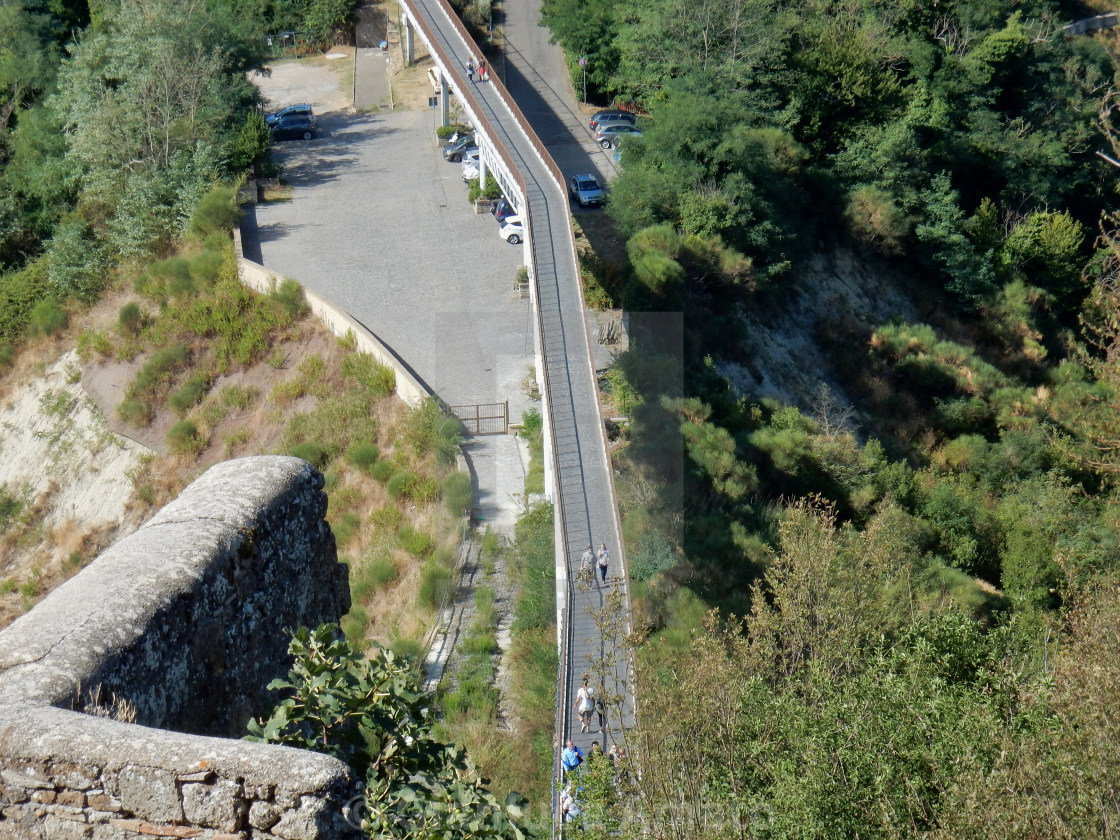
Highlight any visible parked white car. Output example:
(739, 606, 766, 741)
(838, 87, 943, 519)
(499, 215, 524, 244)
(462, 149, 481, 181)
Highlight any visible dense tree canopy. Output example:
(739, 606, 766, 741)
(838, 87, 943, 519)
(547, 1, 1120, 833)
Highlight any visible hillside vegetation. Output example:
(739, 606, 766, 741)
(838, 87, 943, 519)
(543, 0, 1120, 834)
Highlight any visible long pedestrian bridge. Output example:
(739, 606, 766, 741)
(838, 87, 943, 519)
(395, 0, 634, 823)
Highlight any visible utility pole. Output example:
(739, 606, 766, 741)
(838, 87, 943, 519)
(578, 55, 587, 103)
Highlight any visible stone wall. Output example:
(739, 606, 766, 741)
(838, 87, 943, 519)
(0, 456, 364, 839)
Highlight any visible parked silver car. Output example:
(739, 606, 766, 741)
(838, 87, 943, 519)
(568, 174, 604, 207)
(595, 124, 643, 149)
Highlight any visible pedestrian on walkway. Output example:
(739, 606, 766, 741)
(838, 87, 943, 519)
(575, 677, 595, 732)
(561, 739, 584, 775)
(595, 689, 607, 732)
(596, 543, 610, 583)
(478, 59, 487, 82)
(561, 783, 582, 825)
(466, 58, 475, 83)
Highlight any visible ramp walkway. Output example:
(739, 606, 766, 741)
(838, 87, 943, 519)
(395, 0, 634, 824)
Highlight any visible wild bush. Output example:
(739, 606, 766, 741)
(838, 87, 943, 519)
(168, 372, 212, 416)
(443, 472, 472, 513)
(132, 345, 190, 395)
(398, 526, 433, 557)
(117, 399, 152, 426)
(345, 442, 380, 468)
(28, 299, 66, 336)
(341, 352, 395, 399)
(270, 278, 307, 319)
(386, 471, 417, 500)
(419, 562, 453, 609)
(189, 184, 240, 239)
(370, 503, 403, 531)
(167, 420, 205, 455)
(288, 442, 329, 468)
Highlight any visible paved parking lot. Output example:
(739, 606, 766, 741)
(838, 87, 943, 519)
(249, 106, 536, 530)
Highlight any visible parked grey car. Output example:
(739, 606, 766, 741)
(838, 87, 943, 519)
(589, 109, 636, 131)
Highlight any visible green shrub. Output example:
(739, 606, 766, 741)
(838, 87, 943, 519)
(117, 399, 152, 426)
(223, 427, 250, 457)
(333, 511, 361, 547)
(118, 302, 143, 335)
(370, 503, 403, 530)
(189, 250, 225, 286)
(289, 442, 329, 467)
(0, 344, 13, 368)
(340, 605, 369, 642)
(411, 478, 439, 503)
(406, 398, 462, 466)
(368, 557, 399, 588)
(270, 278, 307, 318)
(371, 459, 394, 482)
(189, 184, 240, 239)
(346, 442, 380, 468)
(168, 273, 195, 297)
(77, 329, 113, 360)
(230, 111, 273, 172)
(398, 526, 433, 557)
(133, 344, 190, 394)
(167, 420, 205, 455)
(271, 378, 307, 405)
(443, 472, 473, 513)
(629, 529, 678, 581)
(386, 471, 417, 500)
(29, 299, 66, 336)
(168, 373, 212, 415)
(220, 384, 257, 410)
(419, 562, 454, 609)
(341, 352, 395, 398)
(0, 257, 49, 340)
(437, 123, 470, 139)
(462, 631, 498, 656)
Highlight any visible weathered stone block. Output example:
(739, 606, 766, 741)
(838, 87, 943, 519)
(57, 789, 87, 808)
(117, 766, 183, 822)
(87, 792, 121, 812)
(249, 799, 281, 830)
(181, 778, 244, 831)
(52, 762, 99, 790)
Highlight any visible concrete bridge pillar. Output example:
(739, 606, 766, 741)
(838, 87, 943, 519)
(404, 15, 415, 65)
(439, 74, 449, 126)
(478, 150, 487, 189)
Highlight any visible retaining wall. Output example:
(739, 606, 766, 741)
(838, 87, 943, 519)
(0, 456, 362, 839)
(232, 224, 430, 409)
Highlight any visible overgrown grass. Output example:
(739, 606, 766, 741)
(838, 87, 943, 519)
(438, 507, 558, 817)
(521, 408, 544, 495)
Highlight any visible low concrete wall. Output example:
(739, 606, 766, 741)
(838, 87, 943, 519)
(0, 456, 362, 839)
(232, 225, 430, 408)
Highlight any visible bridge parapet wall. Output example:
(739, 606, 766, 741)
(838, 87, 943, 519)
(0, 456, 361, 840)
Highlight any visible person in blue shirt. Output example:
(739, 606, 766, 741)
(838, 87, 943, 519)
(561, 739, 583, 775)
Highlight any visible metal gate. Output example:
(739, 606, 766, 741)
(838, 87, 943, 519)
(448, 401, 508, 435)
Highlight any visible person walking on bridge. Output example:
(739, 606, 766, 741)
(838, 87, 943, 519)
(466, 58, 475, 83)
(561, 740, 583, 776)
(596, 543, 610, 583)
(575, 677, 595, 732)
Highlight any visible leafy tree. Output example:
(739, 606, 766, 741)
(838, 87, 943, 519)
(248, 624, 527, 840)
